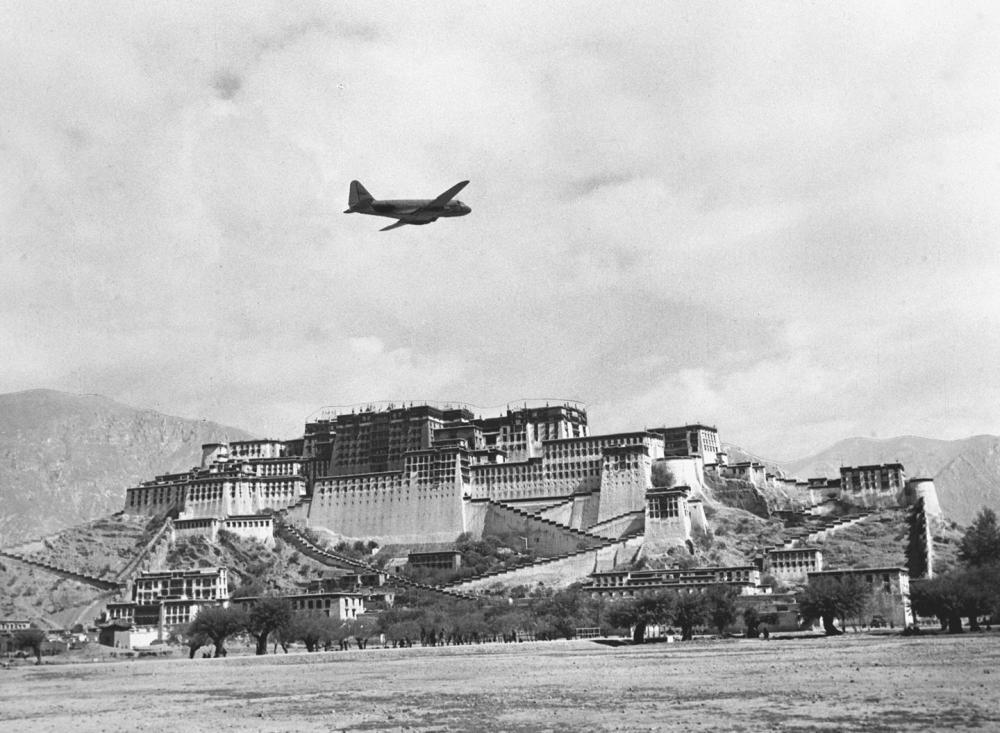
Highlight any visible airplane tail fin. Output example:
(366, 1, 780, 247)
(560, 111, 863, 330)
(345, 180, 374, 212)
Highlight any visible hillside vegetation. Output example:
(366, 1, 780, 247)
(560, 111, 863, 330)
(14, 514, 161, 579)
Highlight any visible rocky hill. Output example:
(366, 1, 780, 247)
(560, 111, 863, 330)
(0, 517, 332, 628)
(0, 389, 255, 546)
(781, 435, 1000, 525)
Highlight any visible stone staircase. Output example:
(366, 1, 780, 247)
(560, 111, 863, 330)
(112, 517, 174, 583)
(0, 548, 124, 591)
(444, 529, 644, 593)
(488, 499, 610, 546)
(778, 508, 880, 549)
(272, 513, 475, 602)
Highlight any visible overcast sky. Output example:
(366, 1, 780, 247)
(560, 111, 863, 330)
(3, 2, 999, 460)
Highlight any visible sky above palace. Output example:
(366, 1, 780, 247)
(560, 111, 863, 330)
(3, 2, 999, 460)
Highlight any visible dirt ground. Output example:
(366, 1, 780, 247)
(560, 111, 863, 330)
(2, 633, 999, 732)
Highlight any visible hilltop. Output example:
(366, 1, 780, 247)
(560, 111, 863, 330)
(780, 434, 1000, 525)
(0, 389, 255, 545)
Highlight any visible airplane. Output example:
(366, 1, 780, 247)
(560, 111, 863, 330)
(343, 179, 471, 231)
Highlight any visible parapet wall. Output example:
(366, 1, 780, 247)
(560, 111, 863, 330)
(586, 511, 644, 540)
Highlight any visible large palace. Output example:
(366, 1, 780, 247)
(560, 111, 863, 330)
(83, 399, 942, 642)
(122, 401, 937, 559)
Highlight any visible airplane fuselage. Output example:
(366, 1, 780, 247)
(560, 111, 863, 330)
(359, 199, 471, 224)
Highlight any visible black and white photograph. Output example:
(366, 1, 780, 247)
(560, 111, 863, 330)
(2, 2, 999, 730)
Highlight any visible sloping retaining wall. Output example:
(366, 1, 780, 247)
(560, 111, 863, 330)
(450, 535, 644, 593)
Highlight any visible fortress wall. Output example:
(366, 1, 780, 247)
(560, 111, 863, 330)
(469, 462, 593, 502)
(597, 456, 651, 523)
(255, 477, 307, 512)
(688, 499, 707, 534)
(481, 502, 604, 556)
(180, 484, 229, 519)
(172, 519, 219, 544)
(284, 499, 311, 523)
(249, 459, 308, 477)
(906, 479, 942, 517)
(661, 456, 708, 495)
(128, 476, 305, 520)
(123, 484, 186, 516)
(181, 477, 259, 519)
(642, 514, 691, 553)
(839, 487, 907, 510)
(308, 474, 465, 544)
(222, 517, 275, 548)
(463, 499, 490, 539)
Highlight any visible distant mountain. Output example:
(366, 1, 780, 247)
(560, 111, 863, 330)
(0, 389, 255, 546)
(780, 435, 1000, 525)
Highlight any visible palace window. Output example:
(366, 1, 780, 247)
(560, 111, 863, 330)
(648, 496, 679, 519)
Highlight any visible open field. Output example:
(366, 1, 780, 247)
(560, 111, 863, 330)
(2, 633, 999, 732)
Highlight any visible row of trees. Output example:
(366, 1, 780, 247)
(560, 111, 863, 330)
(909, 508, 1000, 632)
(185, 598, 374, 658)
(796, 575, 872, 635)
(375, 584, 747, 646)
(605, 585, 740, 642)
(5, 628, 47, 663)
(184, 584, 745, 658)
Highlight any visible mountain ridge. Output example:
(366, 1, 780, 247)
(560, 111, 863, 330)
(0, 389, 256, 545)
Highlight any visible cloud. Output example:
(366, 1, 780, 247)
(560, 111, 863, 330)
(2, 2, 999, 457)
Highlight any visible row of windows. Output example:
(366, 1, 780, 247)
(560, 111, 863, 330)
(224, 520, 270, 528)
(647, 497, 680, 519)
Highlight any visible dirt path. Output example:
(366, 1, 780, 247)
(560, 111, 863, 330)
(2, 633, 998, 732)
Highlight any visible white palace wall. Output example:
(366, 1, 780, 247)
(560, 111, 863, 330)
(308, 473, 466, 544)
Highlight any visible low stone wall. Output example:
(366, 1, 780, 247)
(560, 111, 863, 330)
(451, 536, 644, 593)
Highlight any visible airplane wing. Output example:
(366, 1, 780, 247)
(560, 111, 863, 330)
(380, 220, 411, 232)
(421, 180, 469, 211)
